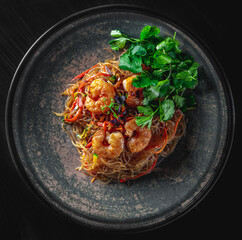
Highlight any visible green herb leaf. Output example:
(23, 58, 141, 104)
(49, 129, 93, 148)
(131, 45, 147, 56)
(156, 34, 181, 53)
(153, 53, 172, 66)
(110, 30, 125, 38)
(159, 99, 175, 121)
(174, 62, 199, 89)
(108, 37, 129, 51)
(137, 105, 154, 115)
(132, 71, 158, 88)
(172, 95, 186, 108)
(140, 25, 160, 40)
(135, 115, 153, 129)
(119, 52, 142, 73)
(142, 79, 171, 105)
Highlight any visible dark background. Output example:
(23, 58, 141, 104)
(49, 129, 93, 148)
(0, 0, 240, 239)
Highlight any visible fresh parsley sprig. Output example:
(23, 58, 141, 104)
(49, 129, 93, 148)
(109, 26, 199, 128)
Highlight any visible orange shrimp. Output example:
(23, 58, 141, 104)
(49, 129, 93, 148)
(124, 118, 151, 153)
(85, 78, 115, 114)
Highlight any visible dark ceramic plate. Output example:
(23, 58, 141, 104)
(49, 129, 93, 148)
(6, 5, 234, 232)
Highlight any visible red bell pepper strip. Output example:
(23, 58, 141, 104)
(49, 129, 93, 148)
(102, 121, 110, 132)
(69, 96, 83, 112)
(65, 108, 82, 122)
(86, 142, 92, 148)
(65, 97, 83, 122)
(71, 64, 98, 81)
(69, 98, 78, 111)
(85, 72, 111, 82)
(173, 112, 183, 138)
(77, 81, 86, 92)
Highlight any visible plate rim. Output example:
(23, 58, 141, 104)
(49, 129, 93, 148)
(5, 4, 235, 232)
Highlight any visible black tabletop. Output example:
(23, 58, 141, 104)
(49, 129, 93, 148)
(0, 0, 240, 239)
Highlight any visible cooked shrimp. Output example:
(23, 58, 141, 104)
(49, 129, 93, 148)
(123, 75, 143, 108)
(92, 130, 124, 158)
(85, 78, 115, 114)
(124, 118, 151, 153)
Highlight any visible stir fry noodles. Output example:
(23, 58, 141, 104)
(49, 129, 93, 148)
(55, 26, 198, 183)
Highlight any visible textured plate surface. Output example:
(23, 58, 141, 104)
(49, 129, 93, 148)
(6, 6, 234, 231)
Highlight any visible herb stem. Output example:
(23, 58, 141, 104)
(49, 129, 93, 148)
(167, 62, 172, 80)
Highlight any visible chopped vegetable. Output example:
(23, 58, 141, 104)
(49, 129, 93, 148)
(85, 72, 111, 82)
(86, 142, 92, 148)
(76, 129, 87, 139)
(65, 108, 82, 122)
(72, 64, 98, 81)
(92, 153, 98, 169)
